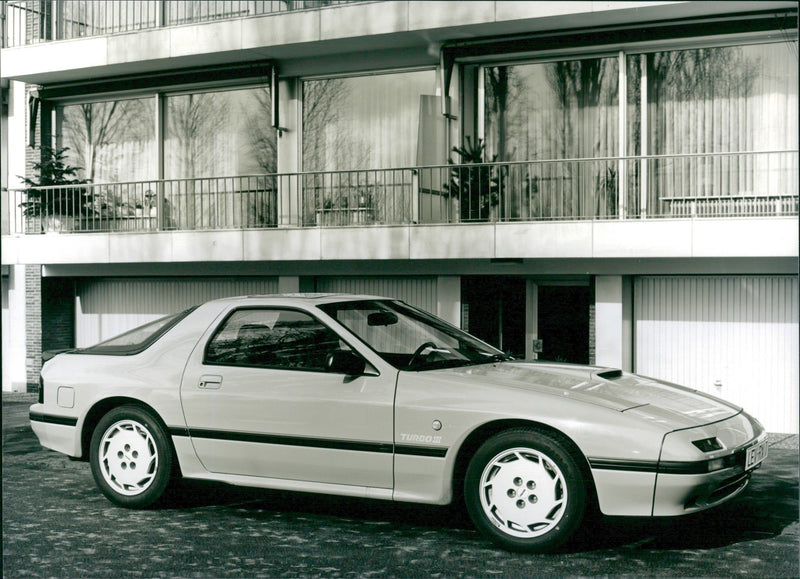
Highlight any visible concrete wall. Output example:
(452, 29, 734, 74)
(3, 218, 797, 267)
(7, 2, 776, 85)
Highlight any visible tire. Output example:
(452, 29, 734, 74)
(89, 405, 173, 509)
(464, 428, 587, 553)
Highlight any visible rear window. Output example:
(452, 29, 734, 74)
(80, 307, 195, 356)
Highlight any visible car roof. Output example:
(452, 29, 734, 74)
(209, 293, 391, 306)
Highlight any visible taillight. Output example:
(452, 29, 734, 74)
(38, 375, 44, 404)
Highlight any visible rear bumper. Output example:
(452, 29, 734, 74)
(29, 405, 81, 457)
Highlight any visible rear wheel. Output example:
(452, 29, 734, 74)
(464, 428, 587, 552)
(89, 405, 173, 508)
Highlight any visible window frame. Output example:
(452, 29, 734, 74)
(474, 32, 798, 219)
(202, 306, 361, 373)
(299, 66, 438, 173)
(52, 81, 274, 184)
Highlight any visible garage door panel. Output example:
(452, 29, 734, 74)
(635, 276, 798, 433)
(76, 278, 279, 347)
(316, 277, 437, 314)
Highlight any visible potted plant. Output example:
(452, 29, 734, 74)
(19, 146, 92, 233)
(445, 137, 501, 222)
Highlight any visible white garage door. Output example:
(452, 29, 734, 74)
(635, 276, 799, 433)
(76, 277, 279, 347)
(315, 277, 438, 314)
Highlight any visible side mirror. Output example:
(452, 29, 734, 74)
(325, 350, 366, 376)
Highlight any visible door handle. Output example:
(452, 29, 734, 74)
(198, 375, 222, 390)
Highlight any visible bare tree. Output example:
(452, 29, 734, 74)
(302, 78, 349, 171)
(245, 87, 278, 174)
(62, 99, 150, 182)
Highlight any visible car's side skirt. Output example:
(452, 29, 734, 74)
(170, 437, 395, 501)
(169, 427, 449, 458)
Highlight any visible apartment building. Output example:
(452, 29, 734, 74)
(1, 1, 797, 432)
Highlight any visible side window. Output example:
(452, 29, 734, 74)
(205, 309, 342, 371)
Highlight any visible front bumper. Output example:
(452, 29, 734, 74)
(652, 412, 767, 516)
(590, 411, 766, 517)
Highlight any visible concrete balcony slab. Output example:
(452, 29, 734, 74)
(242, 10, 321, 48)
(410, 224, 495, 259)
(15, 233, 110, 264)
(496, 221, 593, 258)
(1, 37, 108, 80)
(171, 230, 244, 262)
(320, 226, 410, 260)
(243, 228, 322, 262)
(408, 1, 494, 30)
(692, 218, 799, 258)
(109, 232, 175, 263)
(593, 220, 694, 258)
(170, 19, 243, 58)
(108, 29, 171, 63)
(321, 1, 408, 40)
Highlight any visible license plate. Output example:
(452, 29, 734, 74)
(745, 441, 768, 469)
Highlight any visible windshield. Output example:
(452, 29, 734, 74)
(318, 300, 510, 371)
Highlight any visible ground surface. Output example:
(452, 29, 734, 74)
(3, 393, 798, 577)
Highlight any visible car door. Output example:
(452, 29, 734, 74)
(180, 306, 396, 489)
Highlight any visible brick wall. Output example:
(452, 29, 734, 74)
(25, 265, 42, 390)
(23, 79, 47, 391)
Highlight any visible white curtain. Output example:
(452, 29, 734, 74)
(646, 42, 798, 212)
(484, 58, 619, 219)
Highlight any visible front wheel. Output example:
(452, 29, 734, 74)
(464, 428, 587, 552)
(89, 405, 173, 508)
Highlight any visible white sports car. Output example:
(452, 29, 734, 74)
(30, 294, 768, 552)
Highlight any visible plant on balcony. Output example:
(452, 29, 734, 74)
(444, 137, 501, 222)
(19, 146, 92, 232)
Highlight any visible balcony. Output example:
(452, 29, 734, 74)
(5, 151, 798, 237)
(2, 0, 367, 47)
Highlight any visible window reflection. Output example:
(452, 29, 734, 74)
(629, 42, 798, 216)
(484, 58, 619, 219)
(205, 309, 342, 371)
(61, 98, 155, 184)
(164, 87, 276, 229)
(165, 88, 274, 179)
(302, 70, 437, 225)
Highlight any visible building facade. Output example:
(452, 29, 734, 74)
(1, 1, 798, 432)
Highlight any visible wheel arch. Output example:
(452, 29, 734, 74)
(450, 419, 598, 508)
(80, 397, 176, 472)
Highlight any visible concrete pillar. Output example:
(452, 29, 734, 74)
(525, 280, 539, 360)
(2, 265, 28, 392)
(436, 276, 460, 327)
(594, 276, 632, 371)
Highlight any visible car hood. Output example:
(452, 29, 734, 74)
(430, 361, 740, 428)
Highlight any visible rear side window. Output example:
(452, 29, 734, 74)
(81, 308, 195, 355)
(204, 308, 343, 371)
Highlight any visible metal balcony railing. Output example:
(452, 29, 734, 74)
(3, 0, 366, 47)
(4, 151, 798, 235)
